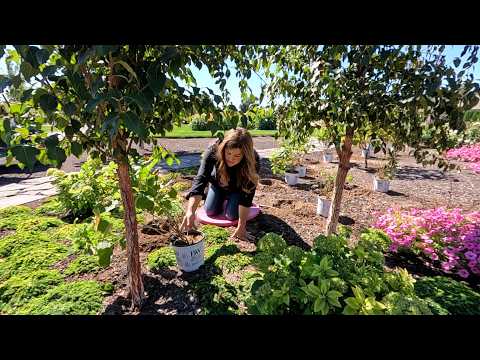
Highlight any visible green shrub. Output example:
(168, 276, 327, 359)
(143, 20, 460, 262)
(190, 115, 210, 131)
(17, 280, 105, 315)
(48, 157, 120, 219)
(414, 276, 480, 315)
(64, 254, 100, 276)
(257, 117, 276, 130)
(246, 229, 437, 315)
(147, 246, 177, 270)
(381, 292, 434, 315)
(0, 270, 64, 314)
(201, 225, 230, 245)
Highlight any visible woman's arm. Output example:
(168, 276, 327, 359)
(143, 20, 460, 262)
(185, 145, 216, 201)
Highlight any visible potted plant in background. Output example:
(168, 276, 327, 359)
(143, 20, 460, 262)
(373, 148, 398, 193)
(271, 147, 299, 186)
(292, 142, 313, 178)
(316, 171, 335, 217)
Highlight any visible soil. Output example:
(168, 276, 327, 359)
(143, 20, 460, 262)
(7, 144, 480, 314)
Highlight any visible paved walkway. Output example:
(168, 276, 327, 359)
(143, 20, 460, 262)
(0, 148, 282, 209)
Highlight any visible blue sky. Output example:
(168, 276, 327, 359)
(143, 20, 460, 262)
(1, 45, 478, 107)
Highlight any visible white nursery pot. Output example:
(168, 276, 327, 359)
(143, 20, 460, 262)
(172, 239, 205, 272)
(295, 166, 307, 178)
(285, 171, 299, 185)
(373, 177, 390, 193)
(316, 196, 331, 218)
(323, 153, 333, 162)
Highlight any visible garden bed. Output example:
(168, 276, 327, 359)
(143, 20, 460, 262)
(1, 146, 479, 315)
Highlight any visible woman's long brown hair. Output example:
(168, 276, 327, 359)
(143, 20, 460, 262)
(216, 128, 259, 193)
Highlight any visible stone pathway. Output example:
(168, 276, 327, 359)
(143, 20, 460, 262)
(0, 148, 281, 209)
(0, 176, 58, 209)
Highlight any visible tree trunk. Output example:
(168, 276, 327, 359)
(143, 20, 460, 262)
(325, 134, 353, 236)
(116, 161, 145, 309)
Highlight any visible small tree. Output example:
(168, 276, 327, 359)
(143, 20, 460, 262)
(0, 44, 256, 308)
(263, 45, 479, 235)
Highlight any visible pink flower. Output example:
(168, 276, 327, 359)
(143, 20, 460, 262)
(457, 269, 470, 278)
(465, 251, 477, 261)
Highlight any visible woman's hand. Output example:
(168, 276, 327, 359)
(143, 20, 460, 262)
(180, 210, 196, 232)
(231, 224, 255, 242)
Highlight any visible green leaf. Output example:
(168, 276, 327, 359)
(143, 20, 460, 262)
(165, 157, 174, 167)
(127, 93, 152, 112)
(86, 96, 105, 113)
(17, 127, 29, 139)
(39, 94, 58, 113)
(147, 66, 167, 95)
(96, 241, 114, 267)
(136, 194, 154, 211)
(63, 102, 77, 116)
(453, 58, 461, 67)
(0, 75, 12, 92)
(46, 146, 67, 166)
(20, 61, 37, 80)
(214, 95, 222, 104)
(115, 60, 138, 83)
(94, 216, 112, 234)
(344, 297, 359, 309)
(42, 65, 58, 77)
(71, 142, 83, 157)
(342, 305, 357, 315)
(20, 89, 34, 102)
(11, 145, 39, 170)
(35, 48, 50, 66)
(314, 297, 324, 313)
(122, 111, 147, 139)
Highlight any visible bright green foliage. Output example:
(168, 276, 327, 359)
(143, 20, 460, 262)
(71, 215, 124, 268)
(0, 205, 32, 219)
(192, 275, 243, 315)
(0, 241, 69, 282)
(48, 158, 120, 219)
(0, 270, 64, 314)
(247, 230, 448, 315)
(213, 253, 253, 274)
(17, 280, 105, 315)
(381, 292, 435, 315)
(64, 254, 100, 276)
(146, 246, 177, 270)
(201, 225, 230, 245)
(33, 197, 64, 216)
(414, 276, 480, 315)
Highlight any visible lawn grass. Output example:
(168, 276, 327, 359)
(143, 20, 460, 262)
(157, 125, 277, 138)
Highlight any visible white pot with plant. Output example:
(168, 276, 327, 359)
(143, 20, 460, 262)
(271, 147, 299, 185)
(168, 211, 206, 273)
(323, 151, 334, 163)
(170, 219, 205, 272)
(374, 151, 397, 193)
(316, 172, 335, 217)
(284, 168, 299, 185)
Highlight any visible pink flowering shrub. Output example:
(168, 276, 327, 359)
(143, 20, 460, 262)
(373, 207, 480, 279)
(446, 144, 480, 173)
(446, 144, 480, 162)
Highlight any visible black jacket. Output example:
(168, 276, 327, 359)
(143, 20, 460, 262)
(185, 142, 260, 207)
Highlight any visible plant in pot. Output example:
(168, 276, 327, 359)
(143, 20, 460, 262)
(316, 171, 335, 217)
(374, 149, 397, 193)
(291, 142, 313, 178)
(168, 214, 205, 272)
(271, 148, 299, 185)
